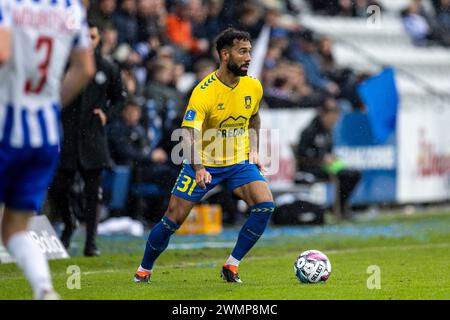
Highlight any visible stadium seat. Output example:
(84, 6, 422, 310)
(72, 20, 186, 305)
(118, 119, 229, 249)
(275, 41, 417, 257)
(102, 166, 131, 210)
(129, 183, 163, 198)
(299, 7, 450, 98)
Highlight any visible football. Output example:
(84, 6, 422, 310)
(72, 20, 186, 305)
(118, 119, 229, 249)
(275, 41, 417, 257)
(294, 250, 331, 284)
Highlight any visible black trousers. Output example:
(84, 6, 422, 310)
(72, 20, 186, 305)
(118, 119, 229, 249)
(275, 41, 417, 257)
(304, 168, 361, 216)
(335, 169, 361, 213)
(48, 168, 102, 249)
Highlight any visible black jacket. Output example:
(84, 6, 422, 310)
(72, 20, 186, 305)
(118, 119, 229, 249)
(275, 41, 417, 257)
(296, 115, 333, 172)
(59, 53, 126, 171)
(107, 119, 152, 166)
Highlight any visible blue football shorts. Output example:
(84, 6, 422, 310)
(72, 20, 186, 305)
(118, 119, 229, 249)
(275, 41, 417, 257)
(171, 160, 267, 202)
(0, 143, 59, 212)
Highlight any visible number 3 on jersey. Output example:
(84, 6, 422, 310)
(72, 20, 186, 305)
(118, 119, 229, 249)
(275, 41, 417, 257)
(25, 36, 53, 94)
(176, 175, 197, 196)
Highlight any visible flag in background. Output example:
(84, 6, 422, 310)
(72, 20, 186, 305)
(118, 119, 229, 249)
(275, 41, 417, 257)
(248, 25, 271, 80)
(357, 67, 399, 144)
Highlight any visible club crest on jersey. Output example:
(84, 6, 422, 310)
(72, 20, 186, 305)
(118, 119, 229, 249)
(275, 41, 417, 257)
(244, 96, 252, 109)
(217, 103, 225, 110)
(184, 110, 196, 121)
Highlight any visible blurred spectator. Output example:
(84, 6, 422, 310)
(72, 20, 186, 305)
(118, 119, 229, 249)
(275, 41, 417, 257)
(288, 62, 325, 108)
(306, 0, 340, 15)
(112, 0, 139, 46)
(264, 60, 324, 109)
(264, 70, 295, 108)
(336, 0, 382, 17)
(202, 0, 224, 43)
(174, 57, 217, 94)
(264, 42, 283, 71)
(121, 64, 140, 97)
(237, 2, 265, 39)
(99, 22, 119, 60)
(317, 35, 336, 74)
(286, 0, 302, 15)
(89, 0, 117, 28)
(296, 98, 361, 220)
(306, 0, 382, 17)
(289, 29, 340, 97)
(108, 99, 151, 166)
(435, 0, 450, 33)
(136, 0, 168, 43)
(401, 0, 450, 46)
(144, 59, 183, 113)
(190, 0, 211, 40)
(337, 0, 354, 17)
(191, 58, 217, 90)
(217, 0, 241, 29)
(166, 0, 209, 67)
(143, 59, 184, 151)
(194, 58, 218, 80)
(354, 0, 383, 17)
(317, 34, 359, 107)
(135, 33, 162, 60)
(48, 21, 127, 256)
(108, 99, 178, 221)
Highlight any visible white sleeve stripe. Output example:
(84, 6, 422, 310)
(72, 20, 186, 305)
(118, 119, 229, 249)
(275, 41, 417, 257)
(28, 109, 43, 147)
(0, 105, 7, 143)
(10, 107, 23, 148)
(43, 104, 59, 145)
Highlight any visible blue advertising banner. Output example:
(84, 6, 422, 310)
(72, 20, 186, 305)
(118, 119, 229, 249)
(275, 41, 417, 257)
(324, 68, 400, 205)
(329, 111, 397, 205)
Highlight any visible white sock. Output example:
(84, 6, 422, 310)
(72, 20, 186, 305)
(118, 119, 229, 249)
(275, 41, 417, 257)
(137, 265, 151, 273)
(6, 232, 53, 299)
(225, 255, 240, 267)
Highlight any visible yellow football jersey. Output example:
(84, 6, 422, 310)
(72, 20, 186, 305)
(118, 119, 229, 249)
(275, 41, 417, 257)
(181, 71, 263, 167)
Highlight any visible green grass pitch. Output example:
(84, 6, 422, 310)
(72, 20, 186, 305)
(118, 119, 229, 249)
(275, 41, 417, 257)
(1, 210, 449, 300)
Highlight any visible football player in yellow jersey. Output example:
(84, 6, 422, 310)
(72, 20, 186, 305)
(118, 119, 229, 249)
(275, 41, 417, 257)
(134, 28, 275, 283)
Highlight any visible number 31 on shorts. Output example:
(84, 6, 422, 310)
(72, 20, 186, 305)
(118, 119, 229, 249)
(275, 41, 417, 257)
(176, 175, 197, 196)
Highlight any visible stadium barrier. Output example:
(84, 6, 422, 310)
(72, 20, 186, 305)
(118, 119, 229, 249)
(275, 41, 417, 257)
(177, 204, 223, 235)
(260, 106, 450, 206)
(0, 216, 69, 264)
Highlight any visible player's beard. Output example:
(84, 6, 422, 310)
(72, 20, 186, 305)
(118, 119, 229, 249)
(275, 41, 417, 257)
(227, 59, 248, 77)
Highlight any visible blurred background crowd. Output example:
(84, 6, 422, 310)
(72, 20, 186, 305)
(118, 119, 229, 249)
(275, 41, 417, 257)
(46, 0, 450, 244)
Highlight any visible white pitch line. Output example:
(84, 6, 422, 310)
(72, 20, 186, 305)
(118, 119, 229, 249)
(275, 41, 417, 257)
(2, 242, 447, 279)
(79, 242, 450, 276)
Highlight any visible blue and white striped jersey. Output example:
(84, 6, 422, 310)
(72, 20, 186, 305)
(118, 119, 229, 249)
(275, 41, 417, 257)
(0, 0, 90, 148)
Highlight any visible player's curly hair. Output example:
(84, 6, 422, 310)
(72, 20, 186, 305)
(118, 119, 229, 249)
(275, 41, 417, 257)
(215, 28, 252, 60)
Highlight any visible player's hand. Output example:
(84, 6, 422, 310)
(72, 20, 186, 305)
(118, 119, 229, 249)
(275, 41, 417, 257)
(195, 168, 212, 189)
(151, 148, 168, 164)
(323, 153, 336, 165)
(249, 151, 266, 176)
(93, 108, 107, 126)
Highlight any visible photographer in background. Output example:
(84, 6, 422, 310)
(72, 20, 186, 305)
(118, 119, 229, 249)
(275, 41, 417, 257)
(296, 97, 361, 220)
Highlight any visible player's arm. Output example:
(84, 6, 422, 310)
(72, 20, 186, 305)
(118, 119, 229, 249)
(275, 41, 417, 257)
(60, 48, 95, 108)
(181, 88, 211, 188)
(0, 28, 11, 65)
(249, 79, 264, 172)
(181, 126, 211, 189)
(248, 112, 264, 173)
(60, 4, 95, 108)
(0, 0, 12, 65)
(248, 112, 261, 154)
